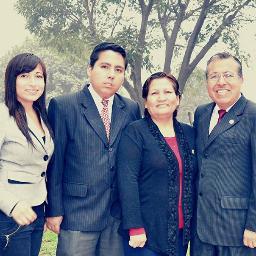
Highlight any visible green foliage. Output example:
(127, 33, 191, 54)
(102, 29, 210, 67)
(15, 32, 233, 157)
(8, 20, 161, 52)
(15, 0, 156, 72)
(0, 38, 87, 103)
(15, 0, 256, 106)
(178, 68, 211, 124)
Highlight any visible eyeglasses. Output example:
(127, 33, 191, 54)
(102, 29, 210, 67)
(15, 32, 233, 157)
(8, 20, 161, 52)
(207, 72, 239, 83)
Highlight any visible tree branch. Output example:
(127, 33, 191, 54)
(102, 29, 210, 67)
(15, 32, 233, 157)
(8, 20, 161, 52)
(177, 0, 211, 87)
(133, 0, 155, 92)
(138, 0, 146, 12)
(178, 0, 253, 91)
(110, 0, 127, 37)
(157, 2, 188, 73)
(83, 0, 97, 37)
(123, 78, 139, 101)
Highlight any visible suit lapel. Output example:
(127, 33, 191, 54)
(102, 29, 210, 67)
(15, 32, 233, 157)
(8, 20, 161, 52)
(41, 120, 54, 155)
(109, 95, 127, 146)
(26, 114, 45, 153)
(79, 86, 108, 145)
(206, 95, 247, 148)
(198, 103, 214, 149)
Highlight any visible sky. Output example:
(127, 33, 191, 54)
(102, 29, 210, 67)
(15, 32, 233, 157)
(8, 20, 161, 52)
(0, 0, 30, 56)
(0, 1, 255, 102)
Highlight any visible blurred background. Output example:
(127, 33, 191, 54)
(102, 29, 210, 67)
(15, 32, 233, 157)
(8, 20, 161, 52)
(1, 0, 256, 124)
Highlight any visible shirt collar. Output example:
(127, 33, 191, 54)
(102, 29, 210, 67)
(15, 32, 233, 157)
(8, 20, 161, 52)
(88, 84, 114, 105)
(88, 85, 114, 119)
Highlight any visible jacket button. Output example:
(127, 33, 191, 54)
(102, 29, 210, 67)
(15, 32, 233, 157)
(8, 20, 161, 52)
(109, 147, 113, 152)
(201, 173, 204, 178)
(43, 155, 49, 161)
(199, 192, 203, 197)
(41, 172, 46, 177)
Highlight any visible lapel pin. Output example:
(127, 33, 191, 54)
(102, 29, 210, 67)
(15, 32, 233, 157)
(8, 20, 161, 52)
(229, 119, 234, 125)
(192, 149, 195, 154)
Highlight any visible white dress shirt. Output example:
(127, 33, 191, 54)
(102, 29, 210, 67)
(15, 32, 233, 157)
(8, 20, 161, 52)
(209, 95, 241, 134)
(88, 85, 114, 120)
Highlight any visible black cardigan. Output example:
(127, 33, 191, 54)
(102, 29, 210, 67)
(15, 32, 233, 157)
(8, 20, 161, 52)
(117, 116, 197, 256)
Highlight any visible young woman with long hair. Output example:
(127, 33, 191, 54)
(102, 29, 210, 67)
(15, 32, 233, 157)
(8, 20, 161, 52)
(0, 53, 54, 256)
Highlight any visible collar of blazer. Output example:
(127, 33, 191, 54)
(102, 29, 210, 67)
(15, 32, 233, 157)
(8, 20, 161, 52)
(26, 112, 53, 154)
(202, 95, 247, 149)
(78, 85, 128, 146)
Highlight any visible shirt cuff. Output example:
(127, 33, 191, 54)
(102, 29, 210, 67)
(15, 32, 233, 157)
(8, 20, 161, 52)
(129, 227, 146, 236)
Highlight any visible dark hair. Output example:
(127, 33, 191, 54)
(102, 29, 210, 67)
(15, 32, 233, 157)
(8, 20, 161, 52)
(206, 52, 243, 78)
(142, 72, 181, 118)
(4, 53, 53, 145)
(89, 42, 128, 69)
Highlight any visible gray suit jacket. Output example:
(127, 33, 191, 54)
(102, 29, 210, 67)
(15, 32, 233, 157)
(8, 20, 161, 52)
(194, 95, 256, 246)
(46, 85, 141, 231)
(0, 103, 54, 216)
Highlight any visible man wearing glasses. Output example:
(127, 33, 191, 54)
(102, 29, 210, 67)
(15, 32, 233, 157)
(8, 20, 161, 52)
(191, 52, 256, 255)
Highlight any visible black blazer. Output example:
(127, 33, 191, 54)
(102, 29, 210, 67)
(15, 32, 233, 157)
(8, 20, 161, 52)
(46, 85, 141, 231)
(117, 116, 197, 256)
(194, 95, 256, 246)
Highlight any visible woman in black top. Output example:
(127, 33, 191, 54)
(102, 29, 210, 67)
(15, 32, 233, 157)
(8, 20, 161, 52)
(117, 72, 197, 256)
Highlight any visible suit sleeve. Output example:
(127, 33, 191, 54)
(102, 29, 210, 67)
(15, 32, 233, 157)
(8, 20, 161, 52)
(193, 106, 200, 132)
(46, 98, 67, 217)
(117, 124, 144, 229)
(245, 117, 256, 231)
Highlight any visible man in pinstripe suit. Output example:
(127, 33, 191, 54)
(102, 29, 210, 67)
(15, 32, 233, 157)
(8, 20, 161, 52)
(191, 52, 256, 256)
(45, 42, 141, 256)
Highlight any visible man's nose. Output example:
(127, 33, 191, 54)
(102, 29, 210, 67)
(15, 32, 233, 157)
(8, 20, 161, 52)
(217, 74, 225, 84)
(108, 69, 115, 78)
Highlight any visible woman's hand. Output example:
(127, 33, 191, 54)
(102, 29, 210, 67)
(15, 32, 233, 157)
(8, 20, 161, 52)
(11, 201, 37, 226)
(129, 233, 147, 248)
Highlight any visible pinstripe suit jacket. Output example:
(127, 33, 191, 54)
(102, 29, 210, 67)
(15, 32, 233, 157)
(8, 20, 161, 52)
(194, 95, 256, 246)
(46, 85, 141, 231)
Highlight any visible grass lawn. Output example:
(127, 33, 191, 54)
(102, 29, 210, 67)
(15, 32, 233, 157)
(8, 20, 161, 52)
(39, 231, 57, 256)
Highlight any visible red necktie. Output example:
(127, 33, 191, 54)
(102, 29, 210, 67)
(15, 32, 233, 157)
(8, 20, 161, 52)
(217, 109, 226, 124)
(100, 99, 110, 139)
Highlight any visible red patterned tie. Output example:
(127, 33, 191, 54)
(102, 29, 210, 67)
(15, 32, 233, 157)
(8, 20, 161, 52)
(217, 109, 226, 124)
(100, 99, 110, 139)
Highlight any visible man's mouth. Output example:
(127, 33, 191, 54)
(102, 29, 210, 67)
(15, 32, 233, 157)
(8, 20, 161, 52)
(216, 89, 229, 95)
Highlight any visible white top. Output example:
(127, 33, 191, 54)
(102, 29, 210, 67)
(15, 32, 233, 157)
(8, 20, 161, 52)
(0, 103, 54, 216)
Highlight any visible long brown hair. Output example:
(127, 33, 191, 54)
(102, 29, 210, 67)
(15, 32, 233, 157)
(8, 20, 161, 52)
(5, 53, 53, 145)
